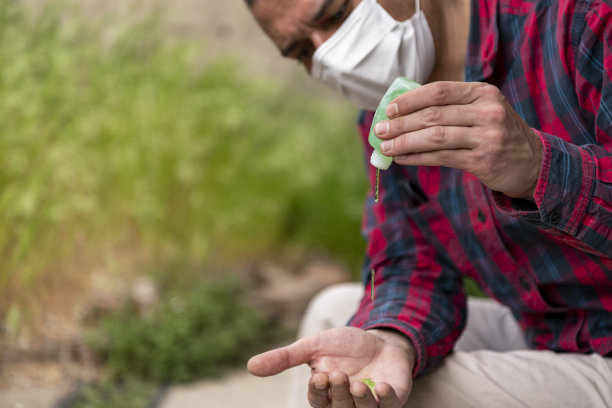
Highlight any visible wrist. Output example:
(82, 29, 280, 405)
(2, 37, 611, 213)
(368, 329, 417, 370)
(524, 128, 544, 201)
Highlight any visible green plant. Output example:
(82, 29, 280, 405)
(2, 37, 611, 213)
(86, 276, 281, 382)
(68, 378, 156, 408)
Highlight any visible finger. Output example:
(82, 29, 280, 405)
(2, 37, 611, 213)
(350, 381, 378, 408)
(329, 372, 355, 408)
(386, 81, 491, 118)
(309, 372, 331, 408)
(380, 127, 476, 157)
(247, 336, 315, 377)
(375, 383, 402, 408)
(393, 149, 472, 170)
(375, 105, 480, 140)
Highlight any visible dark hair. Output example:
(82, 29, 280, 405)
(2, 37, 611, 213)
(245, 0, 256, 7)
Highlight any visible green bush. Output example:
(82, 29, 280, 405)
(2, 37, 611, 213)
(86, 276, 279, 382)
(68, 379, 156, 408)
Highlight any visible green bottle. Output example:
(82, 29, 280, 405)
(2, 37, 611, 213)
(369, 77, 422, 170)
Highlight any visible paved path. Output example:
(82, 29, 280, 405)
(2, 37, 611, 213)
(0, 387, 70, 408)
(159, 369, 292, 408)
(0, 369, 292, 408)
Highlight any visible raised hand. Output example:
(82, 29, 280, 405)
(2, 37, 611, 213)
(374, 81, 543, 200)
(247, 326, 416, 408)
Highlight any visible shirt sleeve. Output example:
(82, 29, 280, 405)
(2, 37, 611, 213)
(348, 115, 467, 377)
(492, 6, 612, 258)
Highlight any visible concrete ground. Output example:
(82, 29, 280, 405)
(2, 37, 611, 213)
(0, 387, 70, 408)
(0, 369, 292, 408)
(159, 369, 292, 408)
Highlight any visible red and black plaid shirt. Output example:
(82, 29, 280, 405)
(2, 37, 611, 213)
(349, 0, 612, 376)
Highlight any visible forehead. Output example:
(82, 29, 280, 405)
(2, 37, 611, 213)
(252, 0, 324, 46)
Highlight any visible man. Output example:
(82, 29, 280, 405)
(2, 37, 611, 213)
(246, 0, 612, 406)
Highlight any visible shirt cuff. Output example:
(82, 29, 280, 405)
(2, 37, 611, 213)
(350, 318, 428, 377)
(493, 130, 596, 235)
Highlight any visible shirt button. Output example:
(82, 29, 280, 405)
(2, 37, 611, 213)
(519, 277, 531, 291)
(549, 209, 561, 225)
(478, 210, 487, 223)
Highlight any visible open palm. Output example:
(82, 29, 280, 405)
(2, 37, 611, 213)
(248, 326, 415, 407)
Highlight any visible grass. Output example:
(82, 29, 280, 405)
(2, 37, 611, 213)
(0, 0, 367, 292)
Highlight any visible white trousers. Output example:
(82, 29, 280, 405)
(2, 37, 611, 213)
(288, 283, 612, 408)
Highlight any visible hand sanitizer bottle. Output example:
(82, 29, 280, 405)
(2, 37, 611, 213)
(368, 77, 421, 202)
(369, 77, 422, 170)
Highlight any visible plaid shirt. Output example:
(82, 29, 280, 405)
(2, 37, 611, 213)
(349, 0, 612, 376)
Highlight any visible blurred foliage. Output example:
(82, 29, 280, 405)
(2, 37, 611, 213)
(85, 274, 282, 382)
(463, 277, 486, 298)
(0, 0, 367, 289)
(68, 379, 156, 408)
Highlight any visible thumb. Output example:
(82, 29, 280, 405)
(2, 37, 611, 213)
(247, 337, 315, 377)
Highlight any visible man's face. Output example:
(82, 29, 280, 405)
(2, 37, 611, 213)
(251, 0, 415, 72)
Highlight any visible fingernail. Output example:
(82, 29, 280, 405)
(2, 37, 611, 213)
(315, 381, 327, 390)
(381, 140, 392, 153)
(386, 103, 398, 117)
(375, 121, 388, 136)
(394, 155, 407, 162)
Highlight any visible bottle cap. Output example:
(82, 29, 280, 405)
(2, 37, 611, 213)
(370, 150, 392, 170)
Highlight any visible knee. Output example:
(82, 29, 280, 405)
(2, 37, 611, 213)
(310, 282, 361, 308)
(299, 282, 363, 335)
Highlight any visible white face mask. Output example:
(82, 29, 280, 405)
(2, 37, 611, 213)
(311, 0, 435, 111)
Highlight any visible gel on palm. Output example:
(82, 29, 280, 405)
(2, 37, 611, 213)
(369, 77, 421, 202)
